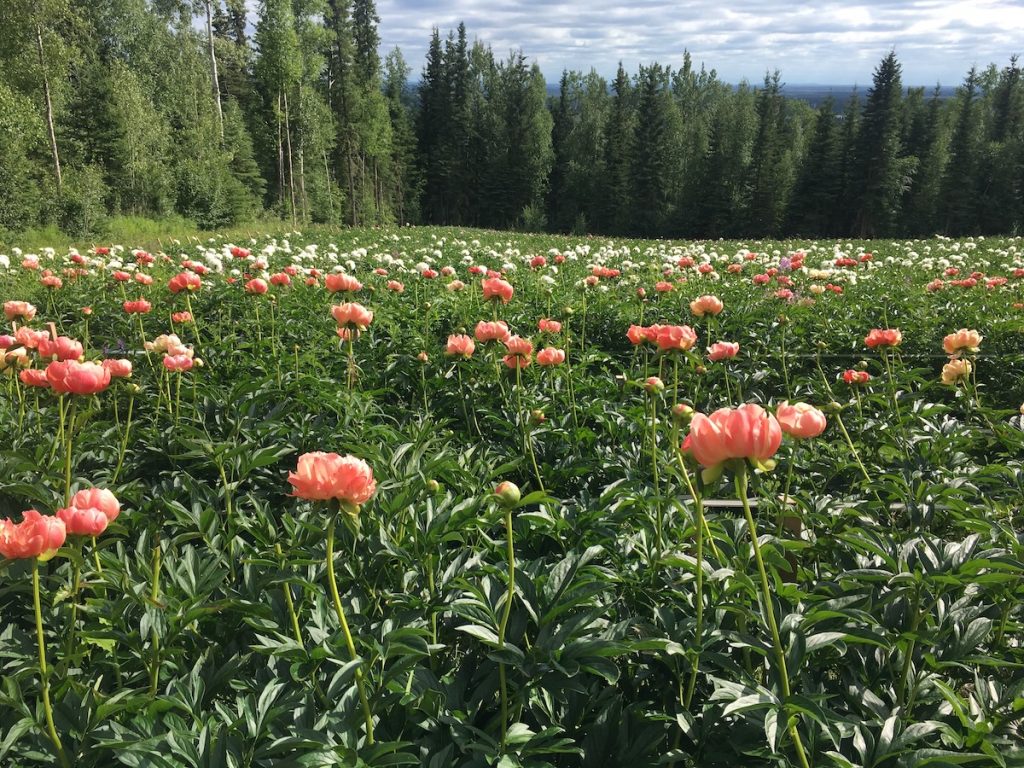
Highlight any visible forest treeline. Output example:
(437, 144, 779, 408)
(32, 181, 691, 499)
(1, 0, 1022, 240)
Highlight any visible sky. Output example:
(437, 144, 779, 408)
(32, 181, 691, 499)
(369, 0, 1024, 86)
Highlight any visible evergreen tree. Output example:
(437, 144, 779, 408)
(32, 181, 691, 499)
(853, 52, 908, 237)
(786, 99, 839, 235)
(745, 70, 794, 235)
(384, 47, 420, 224)
(941, 67, 982, 234)
(417, 29, 448, 223)
(629, 63, 678, 236)
(978, 58, 1024, 233)
(603, 63, 634, 234)
(901, 86, 946, 234)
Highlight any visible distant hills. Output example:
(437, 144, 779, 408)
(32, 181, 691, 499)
(540, 82, 958, 110)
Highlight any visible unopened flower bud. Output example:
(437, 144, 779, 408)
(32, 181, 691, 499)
(494, 481, 521, 507)
(671, 403, 694, 425)
(644, 376, 665, 393)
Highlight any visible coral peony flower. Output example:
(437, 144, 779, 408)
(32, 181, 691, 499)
(707, 341, 739, 362)
(865, 328, 902, 349)
(682, 404, 782, 469)
(46, 360, 111, 395)
(288, 452, 376, 510)
(536, 347, 565, 366)
(654, 281, 673, 293)
(942, 328, 982, 356)
(538, 318, 562, 334)
(776, 402, 827, 439)
(20, 369, 50, 388)
(326, 273, 362, 293)
(69, 488, 120, 523)
(843, 369, 871, 385)
(56, 505, 109, 537)
(4, 301, 37, 321)
(503, 335, 533, 368)
(270, 272, 291, 287)
(102, 358, 133, 378)
(38, 335, 83, 362)
(168, 271, 202, 294)
(123, 299, 152, 314)
(690, 295, 724, 317)
(626, 325, 648, 345)
(386, 280, 405, 293)
(474, 320, 511, 343)
(163, 354, 194, 372)
(245, 278, 269, 295)
(331, 302, 374, 330)
(482, 277, 514, 304)
(941, 358, 972, 385)
(0, 510, 66, 560)
(654, 325, 698, 352)
(446, 280, 465, 292)
(15, 326, 48, 350)
(171, 311, 193, 324)
(445, 334, 475, 358)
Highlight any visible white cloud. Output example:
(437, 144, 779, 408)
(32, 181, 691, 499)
(373, 0, 1024, 84)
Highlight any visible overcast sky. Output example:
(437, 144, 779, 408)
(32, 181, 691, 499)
(370, 0, 1024, 85)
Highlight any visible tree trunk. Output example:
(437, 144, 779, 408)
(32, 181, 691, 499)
(205, 0, 224, 140)
(277, 91, 285, 208)
(283, 90, 297, 227)
(298, 142, 308, 222)
(347, 141, 357, 226)
(36, 22, 61, 189)
(323, 149, 335, 222)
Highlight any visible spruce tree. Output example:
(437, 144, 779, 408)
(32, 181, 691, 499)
(853, 51, 907, 237)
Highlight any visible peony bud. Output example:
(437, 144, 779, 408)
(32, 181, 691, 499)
(494, 481, 521, 507)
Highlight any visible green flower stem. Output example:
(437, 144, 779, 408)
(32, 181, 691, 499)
(346, 331, 355, 392)
(563, 328, 580, 429)
(497, 507, 516, 751)
(91, 536, 102, 575)
(649, 392, 663, 570)
(184, 293, 201, 351)
(780, 323, 792, 400)
(580, 291, 588, 353)
(325, 517, 375, 745)
(149, 533, 162, 697)
(515, 363, 545, 493)
(111, 390, 135, 485)
(420, 361, 429, 414)
(136, 314, 152, 368)
(736, 469, 811, 768)
(269, 299, 282, 387)
(896, 584, 922, 714)
(275, 543, 303, 646)
(457, 363, 481, 437)
(776, 450, 796, 538)
(833, 412, 885, 508)
(679, 459, 706, 710)
(63, 399, 76, 503)
(34, 560, 71, 768)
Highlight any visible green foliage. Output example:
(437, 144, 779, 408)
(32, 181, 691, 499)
(0, 227, 1023, 766)
(57, 163, 108, 237)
